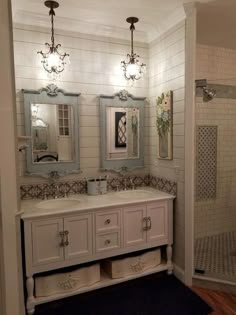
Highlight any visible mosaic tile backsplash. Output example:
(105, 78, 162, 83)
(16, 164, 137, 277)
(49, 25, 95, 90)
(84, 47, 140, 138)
(20, 175, 177, 200)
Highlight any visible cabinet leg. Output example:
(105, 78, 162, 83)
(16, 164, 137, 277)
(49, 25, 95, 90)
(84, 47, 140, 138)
(166, 244, 173, 275)
(26, 276, 35, 315)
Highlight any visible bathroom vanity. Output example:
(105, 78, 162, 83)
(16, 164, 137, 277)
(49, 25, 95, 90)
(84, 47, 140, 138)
(21, 187, 174, 314)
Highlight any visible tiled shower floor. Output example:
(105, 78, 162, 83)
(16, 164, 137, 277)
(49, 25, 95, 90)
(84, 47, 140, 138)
(194, 230, 236, 282)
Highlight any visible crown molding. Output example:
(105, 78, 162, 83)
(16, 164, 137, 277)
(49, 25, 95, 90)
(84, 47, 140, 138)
(13, 10, 149, 43)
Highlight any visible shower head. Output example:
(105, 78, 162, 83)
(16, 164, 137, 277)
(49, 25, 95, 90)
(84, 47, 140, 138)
(203, 87, 216, 102)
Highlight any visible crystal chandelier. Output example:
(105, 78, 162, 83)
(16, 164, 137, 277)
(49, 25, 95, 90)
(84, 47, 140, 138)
(121, 17, 146, 81)
(37, 1, 69, 77)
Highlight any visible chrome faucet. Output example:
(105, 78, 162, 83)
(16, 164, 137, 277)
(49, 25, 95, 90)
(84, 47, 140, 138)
(130, 178, 135, 190)
(48, 171, 61, 199)
(124, 178, 128, 190)
(49, 171, 60, 182)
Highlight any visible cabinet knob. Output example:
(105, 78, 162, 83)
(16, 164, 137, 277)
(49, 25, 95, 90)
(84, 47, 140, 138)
(105, 219, 111, 224)
(105, 239, 111, 245)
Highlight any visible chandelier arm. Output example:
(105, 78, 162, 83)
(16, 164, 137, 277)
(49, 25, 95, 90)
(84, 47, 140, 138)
(55, 44, 69, 58)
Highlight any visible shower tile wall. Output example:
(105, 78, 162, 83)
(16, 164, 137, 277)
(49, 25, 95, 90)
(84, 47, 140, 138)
(195, 44, 236, 238)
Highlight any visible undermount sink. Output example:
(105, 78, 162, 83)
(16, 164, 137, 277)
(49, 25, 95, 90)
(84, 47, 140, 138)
(117, 189, 155, 199)
(36, 198, 80, 210)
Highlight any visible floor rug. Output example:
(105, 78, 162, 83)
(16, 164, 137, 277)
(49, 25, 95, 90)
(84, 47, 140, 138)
(35, 272, 212, 315)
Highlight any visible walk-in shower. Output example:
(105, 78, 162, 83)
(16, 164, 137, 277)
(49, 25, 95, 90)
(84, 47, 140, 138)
(194, 79, 236, 284)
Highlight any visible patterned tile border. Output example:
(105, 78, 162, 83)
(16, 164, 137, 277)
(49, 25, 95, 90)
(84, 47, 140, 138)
(20, 174, 177, 200)
(149, 175, 177, 195)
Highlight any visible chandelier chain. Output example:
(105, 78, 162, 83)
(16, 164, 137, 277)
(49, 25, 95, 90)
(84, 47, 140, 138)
(50, 8, 55, 48)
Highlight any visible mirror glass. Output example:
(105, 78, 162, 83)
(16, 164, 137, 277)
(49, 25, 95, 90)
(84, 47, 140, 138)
(106, 107, 139, 160)
(23, 84, 80, 176)
(100, 90, 145, 172)
(31, 103, 74, 163)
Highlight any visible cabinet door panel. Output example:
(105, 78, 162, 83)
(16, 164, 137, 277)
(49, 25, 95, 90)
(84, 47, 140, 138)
(123, 205, 146, 247)
(146, 202, 168, 244)
(32, 219, 64, 266)
(64, 214, 92, 260)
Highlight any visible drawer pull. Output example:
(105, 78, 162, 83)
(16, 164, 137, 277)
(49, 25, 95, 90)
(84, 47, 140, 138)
(147, 217, 152, 230)
(105, 219, 111, 224)
(59, 231, 65, 247)
(105, 239, 111, 245)
(64, 230, 69, 246)
(143, 217, 148, 231)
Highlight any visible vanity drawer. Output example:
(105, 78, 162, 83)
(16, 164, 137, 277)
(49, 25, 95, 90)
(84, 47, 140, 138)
(96, 232, 120, 253)
(95, 210, 120, 233)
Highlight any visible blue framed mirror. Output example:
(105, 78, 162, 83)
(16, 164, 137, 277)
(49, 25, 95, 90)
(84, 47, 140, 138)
(22, 84, 80, 177)
(100, 90, 146, 172)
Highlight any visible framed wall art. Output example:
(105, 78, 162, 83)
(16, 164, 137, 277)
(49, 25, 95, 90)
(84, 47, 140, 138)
(156, 90, 173, 160)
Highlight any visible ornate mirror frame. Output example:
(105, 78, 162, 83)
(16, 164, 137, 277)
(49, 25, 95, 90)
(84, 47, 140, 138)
(22, 84, 80, 177)
(100, 90, 146, 173)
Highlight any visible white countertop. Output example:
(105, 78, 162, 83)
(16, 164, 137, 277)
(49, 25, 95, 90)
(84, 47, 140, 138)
(21, 187, 175, 219)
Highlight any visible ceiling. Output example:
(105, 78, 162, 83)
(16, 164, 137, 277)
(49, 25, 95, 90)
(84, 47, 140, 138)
(197, 0, 236, 50)
(11, 0, 213, 43)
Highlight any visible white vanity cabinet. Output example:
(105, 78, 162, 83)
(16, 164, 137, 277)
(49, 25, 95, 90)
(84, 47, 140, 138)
(21, 191, 174, 315)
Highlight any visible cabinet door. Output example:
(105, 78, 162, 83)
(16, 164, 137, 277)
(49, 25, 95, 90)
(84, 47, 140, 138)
(123, 205, 146, 247)
(146, 202, 168, 244)
(64, 214, 92, 260)
(32, 218, 64, 266)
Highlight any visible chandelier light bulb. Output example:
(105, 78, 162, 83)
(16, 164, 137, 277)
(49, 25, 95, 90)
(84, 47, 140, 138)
(126, 62, 139, 77)
(37, 1, 69, 79)
(121, 17, 146, 82)
(47, 49, 61, 69)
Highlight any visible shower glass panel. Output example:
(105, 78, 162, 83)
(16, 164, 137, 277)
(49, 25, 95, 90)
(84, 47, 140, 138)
(194, 80, 236, 283)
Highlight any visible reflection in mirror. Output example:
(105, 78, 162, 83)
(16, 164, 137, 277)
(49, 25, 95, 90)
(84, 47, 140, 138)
(106, 107, 139, 160)
(31, 103, 73, 163)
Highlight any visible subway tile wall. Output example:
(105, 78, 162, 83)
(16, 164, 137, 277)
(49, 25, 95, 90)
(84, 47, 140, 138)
(148, 21, 186, 269)
(195, 44, 236, 238)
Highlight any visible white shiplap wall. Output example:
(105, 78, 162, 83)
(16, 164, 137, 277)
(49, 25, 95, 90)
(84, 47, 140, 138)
(148, 21, 186, 269)
(14, 24, 149, 184)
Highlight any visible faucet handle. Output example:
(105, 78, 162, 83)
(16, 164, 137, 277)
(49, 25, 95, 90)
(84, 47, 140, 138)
(130, 178, 135, 190)
(63, 191, 68, 198)
(42, 191, 48, 200)
(123, 178, 128, 190)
